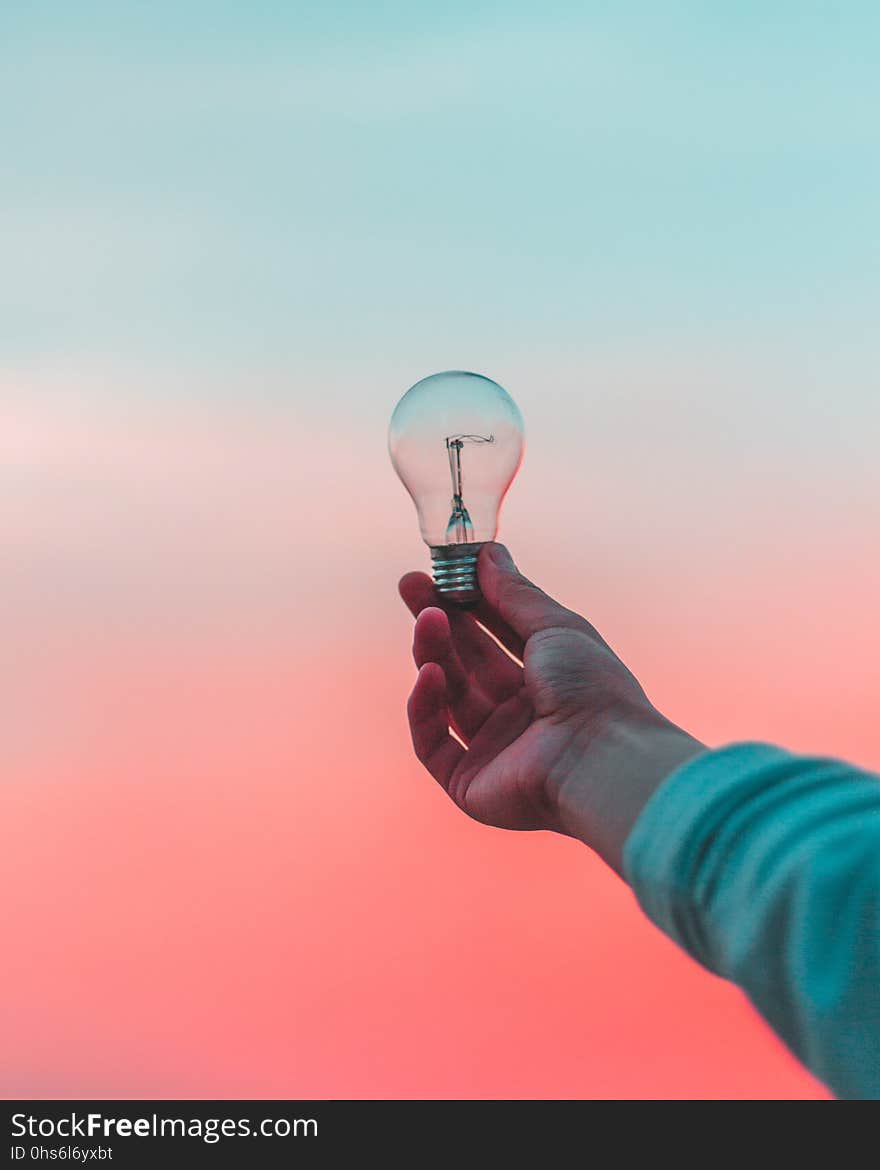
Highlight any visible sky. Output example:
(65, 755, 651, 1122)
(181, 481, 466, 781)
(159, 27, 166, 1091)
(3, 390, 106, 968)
(3, 1, 879, 1098)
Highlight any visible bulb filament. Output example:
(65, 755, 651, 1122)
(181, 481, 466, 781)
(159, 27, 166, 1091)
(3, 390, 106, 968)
(445, 434, 494, 544)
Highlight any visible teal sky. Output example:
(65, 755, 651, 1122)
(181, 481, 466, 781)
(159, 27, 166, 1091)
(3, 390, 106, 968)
(2, 2, 879, 407)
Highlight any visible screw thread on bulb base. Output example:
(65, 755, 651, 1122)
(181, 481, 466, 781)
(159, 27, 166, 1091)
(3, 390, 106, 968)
(430, 543, 484, 607)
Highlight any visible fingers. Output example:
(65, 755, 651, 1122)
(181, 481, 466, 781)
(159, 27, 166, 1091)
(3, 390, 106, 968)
(448, 689, 533, 814)
(401, 568, 525, 663)
(477, 543, 598, 645)
(412, 607, 494, 740)
(468, 599, 526, 664)
(399, 572, 523, 702)
(406, 662, 466, 792)
(399, 570, 436, 612)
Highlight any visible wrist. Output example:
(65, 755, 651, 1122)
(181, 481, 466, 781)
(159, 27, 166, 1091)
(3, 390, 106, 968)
(553, 705, 705, 877)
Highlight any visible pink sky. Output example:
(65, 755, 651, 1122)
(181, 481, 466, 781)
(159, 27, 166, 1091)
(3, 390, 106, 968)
(7, 371, 876, 1097)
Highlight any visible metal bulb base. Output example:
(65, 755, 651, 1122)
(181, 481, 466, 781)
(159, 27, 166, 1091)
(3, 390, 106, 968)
(430, 543, 484, 607)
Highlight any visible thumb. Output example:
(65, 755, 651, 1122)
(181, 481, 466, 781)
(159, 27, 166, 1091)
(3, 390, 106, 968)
(477, 543, 589, 644)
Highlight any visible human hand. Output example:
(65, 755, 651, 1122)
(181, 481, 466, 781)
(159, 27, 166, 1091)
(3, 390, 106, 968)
(399, 543, 703, 874)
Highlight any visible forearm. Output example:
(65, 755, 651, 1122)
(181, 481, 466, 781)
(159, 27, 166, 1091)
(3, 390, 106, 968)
(622, 742, 880, 1099)
(552, 707, 705, 876)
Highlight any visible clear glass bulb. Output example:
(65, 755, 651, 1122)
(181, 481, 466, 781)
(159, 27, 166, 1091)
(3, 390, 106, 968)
(389, 370, 525, 605)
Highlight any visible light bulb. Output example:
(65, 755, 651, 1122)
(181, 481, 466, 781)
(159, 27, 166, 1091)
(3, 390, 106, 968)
(389, 370, 525, 605)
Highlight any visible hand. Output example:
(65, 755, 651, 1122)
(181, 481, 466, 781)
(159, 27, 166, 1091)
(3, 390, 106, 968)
(399, 543, 703, 874)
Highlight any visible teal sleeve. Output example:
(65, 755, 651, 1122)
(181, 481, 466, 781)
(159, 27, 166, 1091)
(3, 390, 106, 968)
(622, 742, 880, 1099)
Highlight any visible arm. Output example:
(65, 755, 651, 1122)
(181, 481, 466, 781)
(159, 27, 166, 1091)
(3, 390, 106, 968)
(400, 542, 880, 1099)
(624, 742, 880, 1100)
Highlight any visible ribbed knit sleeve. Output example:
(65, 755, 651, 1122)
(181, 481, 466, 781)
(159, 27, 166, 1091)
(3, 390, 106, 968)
(623, 742, 880, 1099)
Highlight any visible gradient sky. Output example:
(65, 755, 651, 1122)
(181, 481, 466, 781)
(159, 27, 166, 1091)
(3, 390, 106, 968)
(3, 2, 879, 1098)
